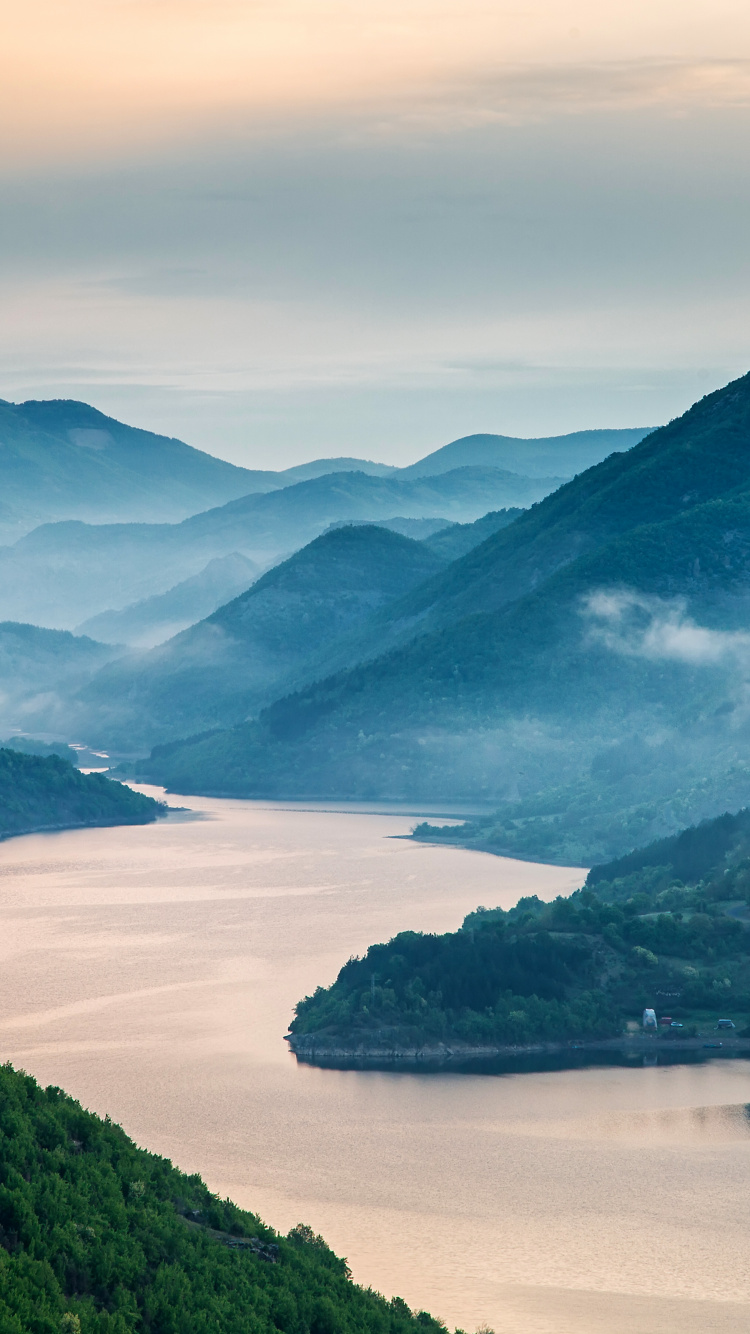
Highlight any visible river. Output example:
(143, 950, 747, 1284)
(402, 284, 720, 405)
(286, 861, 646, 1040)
(0, 789, 747, 1334)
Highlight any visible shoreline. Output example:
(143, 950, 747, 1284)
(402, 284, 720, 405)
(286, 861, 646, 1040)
(0, 812, 165, 843)
(286, 1031, 750, 1069)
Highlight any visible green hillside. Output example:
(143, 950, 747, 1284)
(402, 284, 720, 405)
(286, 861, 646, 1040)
(0, 1062, 448, 1334)
(0, 749, 163, 839)
(289, 806, 750, 1060)
(140, 373, 750, 860)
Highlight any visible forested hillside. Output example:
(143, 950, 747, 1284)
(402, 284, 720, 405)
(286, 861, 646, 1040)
(141, 372, 750, 862)
(290, 806, 750, 1061)
(0, 749, 163, 838)
(0, 1063, 448, 1334)
(420, 510, 521, 561)
(77, 526, 450, 749)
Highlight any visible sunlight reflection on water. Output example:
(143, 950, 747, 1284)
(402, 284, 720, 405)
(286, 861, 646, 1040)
(0, 791, 747, 1334)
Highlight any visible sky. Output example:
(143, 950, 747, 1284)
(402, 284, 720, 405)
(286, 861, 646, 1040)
(2, 0, 750, 467)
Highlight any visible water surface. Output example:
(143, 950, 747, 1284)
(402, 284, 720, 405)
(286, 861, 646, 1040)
(0, 791, 747, 1334)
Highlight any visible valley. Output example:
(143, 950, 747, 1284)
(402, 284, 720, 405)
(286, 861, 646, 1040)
(0, 387, 749, 1334)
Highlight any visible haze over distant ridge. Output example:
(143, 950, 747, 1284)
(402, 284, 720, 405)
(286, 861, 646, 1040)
(0, 398, 651, 543)
(0, 399, 650, 625)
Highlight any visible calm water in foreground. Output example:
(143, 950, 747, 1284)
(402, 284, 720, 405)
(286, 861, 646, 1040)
(0, 790, 748, 1334)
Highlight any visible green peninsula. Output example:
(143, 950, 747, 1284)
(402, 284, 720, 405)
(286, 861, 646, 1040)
(0, 748, 164, 840)
(288, 808, 750, 1063)
(0, 1062, 449, 1334)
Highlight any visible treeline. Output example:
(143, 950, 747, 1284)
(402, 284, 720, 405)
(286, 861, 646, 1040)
(0, 1063, 449, 1334)
(0, 748, 163, 839)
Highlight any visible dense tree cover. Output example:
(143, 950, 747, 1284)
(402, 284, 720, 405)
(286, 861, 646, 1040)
(0, 749, 163, 839)
(586, 807, 750, 888)
(0, 1063, 449, 1334)
(290, 896, 625, 1048)
(414, 758, 750, 868)
(292, 806, 750, 1050)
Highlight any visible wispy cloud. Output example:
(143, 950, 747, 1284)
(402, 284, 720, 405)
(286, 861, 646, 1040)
(582, 589, 750, 666)
(369, 59, 750, 136)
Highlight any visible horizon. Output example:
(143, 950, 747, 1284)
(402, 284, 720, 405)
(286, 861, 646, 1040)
(0, 393, 659, 472)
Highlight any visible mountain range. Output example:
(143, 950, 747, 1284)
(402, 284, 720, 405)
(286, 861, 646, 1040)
(76, 552, 261, 647)
(138, 372, 750, 863)
(69, 514, 520, 750)
(0, 466, 564, 628)
(0, 399, 648, 546)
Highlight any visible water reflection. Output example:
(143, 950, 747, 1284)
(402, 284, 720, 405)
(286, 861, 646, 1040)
(0, 791, 747, 1334)
(295, 1045, 750, 1076)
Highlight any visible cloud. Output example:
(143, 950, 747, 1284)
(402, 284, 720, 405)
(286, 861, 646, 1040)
(582, 589, 750, 666)
(377, 59, 750, 135)
(3, 4, 750, 463)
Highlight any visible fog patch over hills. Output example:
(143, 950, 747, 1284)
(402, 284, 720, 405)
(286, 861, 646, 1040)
(582, 589, 750, 667)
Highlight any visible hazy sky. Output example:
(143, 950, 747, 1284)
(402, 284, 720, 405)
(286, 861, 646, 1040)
(3, 0, 750, 466)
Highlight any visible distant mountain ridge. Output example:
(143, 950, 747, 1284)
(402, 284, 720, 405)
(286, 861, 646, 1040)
(400, 427, 651, 479)
(0, 399, 410, 541)
(0, 622, 123, 738)
(75, 525, 451, 748)
(76, 552, 261, 647)
(0, 465, 563, 627)
(0, 397, 652, 543)
(0, 399, 263, 539)
(140, 371, 750, 863)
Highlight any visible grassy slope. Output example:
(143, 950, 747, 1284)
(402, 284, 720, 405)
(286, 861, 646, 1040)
(0, 750, 163, 838)
(0, 1063, 449, 1334)
(290, 807, 750, 1053)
